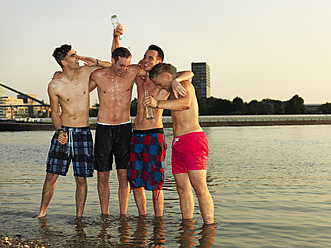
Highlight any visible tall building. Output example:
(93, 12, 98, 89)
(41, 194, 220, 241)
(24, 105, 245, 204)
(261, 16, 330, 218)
(191, 62, 210, 99)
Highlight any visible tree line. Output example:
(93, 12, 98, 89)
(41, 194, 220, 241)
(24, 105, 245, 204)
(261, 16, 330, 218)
(90, 95, 331, 117)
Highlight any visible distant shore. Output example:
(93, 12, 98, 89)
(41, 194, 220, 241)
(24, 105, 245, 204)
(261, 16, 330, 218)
(1, 115, 330, 131)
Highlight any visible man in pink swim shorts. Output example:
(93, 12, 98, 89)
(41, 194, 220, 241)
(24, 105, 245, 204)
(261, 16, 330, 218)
(172, 131, 209, 174)
(144, 63, 214, 225)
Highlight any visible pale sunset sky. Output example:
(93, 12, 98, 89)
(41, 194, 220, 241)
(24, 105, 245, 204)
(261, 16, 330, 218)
(1, 0, 330, 105)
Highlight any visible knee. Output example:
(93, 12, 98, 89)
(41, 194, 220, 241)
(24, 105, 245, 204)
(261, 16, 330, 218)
(98, 172, 109, 183)
(75, 177, 87, 187)
(193, 186, 209, 198)
(176, 184, 191, 195)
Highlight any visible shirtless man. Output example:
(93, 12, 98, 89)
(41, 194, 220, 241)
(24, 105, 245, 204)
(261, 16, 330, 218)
(37, 44, 111, 218)
(90, 47, 142, 216)
(144, 63, 214, 224)
(128, 45, 193, 217)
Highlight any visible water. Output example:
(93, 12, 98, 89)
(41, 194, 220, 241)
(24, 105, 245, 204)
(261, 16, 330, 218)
(0, 125, 331, 247)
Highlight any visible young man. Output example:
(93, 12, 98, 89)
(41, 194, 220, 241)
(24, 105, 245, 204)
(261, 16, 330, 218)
(37, 44, 111, 218)
(92, 25, 192, 217)
(90, 47, 143, 216)
(128, 45, 193, 217)
(144, 63, 214, 224)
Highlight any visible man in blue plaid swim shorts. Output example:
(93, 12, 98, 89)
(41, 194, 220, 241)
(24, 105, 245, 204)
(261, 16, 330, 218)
(37, 44, 111, 218)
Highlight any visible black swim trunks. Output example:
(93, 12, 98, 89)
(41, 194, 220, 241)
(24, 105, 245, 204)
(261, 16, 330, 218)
(94, 122, 132, 171)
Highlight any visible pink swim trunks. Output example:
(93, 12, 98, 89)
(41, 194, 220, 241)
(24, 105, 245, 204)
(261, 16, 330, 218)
(171, 131, 209, 174)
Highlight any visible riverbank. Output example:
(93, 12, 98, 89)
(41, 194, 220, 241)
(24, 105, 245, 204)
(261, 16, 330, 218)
(1, 114, 330, 131)
(1, 236, 49, 247)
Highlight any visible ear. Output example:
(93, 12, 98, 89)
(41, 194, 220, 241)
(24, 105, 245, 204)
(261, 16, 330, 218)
(111, 58, 115, 64)
(164, 72, 172, 82)
(61, 59, 67, 67)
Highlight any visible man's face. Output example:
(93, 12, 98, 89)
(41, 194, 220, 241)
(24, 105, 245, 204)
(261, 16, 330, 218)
(63, 48, 79, 69)
(141, 50, 162, 71)
(151, 74, 171, 91)
(112, 56, 131, 77)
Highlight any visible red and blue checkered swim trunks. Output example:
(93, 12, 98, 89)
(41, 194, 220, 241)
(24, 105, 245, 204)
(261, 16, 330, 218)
(46, 126, 94, 177)
(128, 128, 167, 191)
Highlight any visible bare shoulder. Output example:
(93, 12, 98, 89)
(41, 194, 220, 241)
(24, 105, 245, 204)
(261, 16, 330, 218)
(181, 80, 194, 91)
(129, 64, 145, 77)
(91, 67, 108, 80)
(48, 79, 62, 95)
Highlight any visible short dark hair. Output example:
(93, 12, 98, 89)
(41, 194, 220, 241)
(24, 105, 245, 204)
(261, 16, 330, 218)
(112, 47, 132, 63)
(52, 44, 71, 68)
(149, 63, 174, 80)
(148, 45, 164, 62)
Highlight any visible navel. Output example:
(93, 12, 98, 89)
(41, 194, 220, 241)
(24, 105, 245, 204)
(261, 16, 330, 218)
(67, 98, 70, 101)
(84, 91, 86, 94)
(104, 91, 106, 93)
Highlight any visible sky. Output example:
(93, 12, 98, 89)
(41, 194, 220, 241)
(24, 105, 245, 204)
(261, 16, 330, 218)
(1, 0, 331, 105)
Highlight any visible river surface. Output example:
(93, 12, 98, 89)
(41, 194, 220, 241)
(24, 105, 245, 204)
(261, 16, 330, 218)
(0, 125, 330, 247)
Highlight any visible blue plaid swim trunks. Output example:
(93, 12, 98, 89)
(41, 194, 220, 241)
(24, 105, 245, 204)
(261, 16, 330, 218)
(128, 128, 167, 191)
(46, 126, 94, 177)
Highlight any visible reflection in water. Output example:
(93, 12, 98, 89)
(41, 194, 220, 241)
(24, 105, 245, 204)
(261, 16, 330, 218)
(176, 219, 196, 248)
(73, 217, 87, 247)
(131, 216, 148, 247)
(197, 224, 215, 247)
(150, 217, 165, 247)
(175, 219, 215, 248)
(118, 215, 131, 246)
(98, 215, 112, 246)
(38, 216, 64, 244)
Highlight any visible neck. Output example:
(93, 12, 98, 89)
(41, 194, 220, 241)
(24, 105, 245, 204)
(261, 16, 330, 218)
(62, 67, 76, 81)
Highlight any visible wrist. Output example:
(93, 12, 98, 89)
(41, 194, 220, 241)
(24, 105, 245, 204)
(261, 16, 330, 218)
(155, 100, 160, 110)
(56, 128, 64, 135)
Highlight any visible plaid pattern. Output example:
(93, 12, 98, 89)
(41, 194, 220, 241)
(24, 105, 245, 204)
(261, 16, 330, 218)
(46, 126, 94, 177)
(128, 132, 166, 191)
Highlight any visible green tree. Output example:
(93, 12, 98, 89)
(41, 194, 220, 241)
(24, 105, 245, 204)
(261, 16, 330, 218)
(319, 102, 331, 114)
(285, 95, 306, 114)
(232, 97, 245, 114)
(247, 100, 258, 115)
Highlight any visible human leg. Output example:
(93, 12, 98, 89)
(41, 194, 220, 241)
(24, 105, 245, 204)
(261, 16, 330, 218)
(173, 173, 194, 220)
(75, 176, 87, 218)
(97, 171, 110, 215)
(117, 169, 130, 215)
(188, 170, 214, 224)
(37, 172, 59, 218)
(153, 189, 164, 217)
(132, 187, 147, 216)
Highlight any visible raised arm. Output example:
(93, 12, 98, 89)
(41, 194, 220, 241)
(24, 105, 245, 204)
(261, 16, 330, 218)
(111, 23, 123, 53)
(171, 71, 194, 98)
(78, 56, 111, 68)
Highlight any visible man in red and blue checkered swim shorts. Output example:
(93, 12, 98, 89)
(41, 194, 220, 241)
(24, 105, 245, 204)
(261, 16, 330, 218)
(128, 128, 167, 215)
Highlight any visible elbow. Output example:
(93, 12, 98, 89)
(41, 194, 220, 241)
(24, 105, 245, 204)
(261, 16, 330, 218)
(182, 104, 190, 110)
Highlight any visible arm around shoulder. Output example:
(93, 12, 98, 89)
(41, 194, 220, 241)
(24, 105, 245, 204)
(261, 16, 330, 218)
(158, 81, 193, 111)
